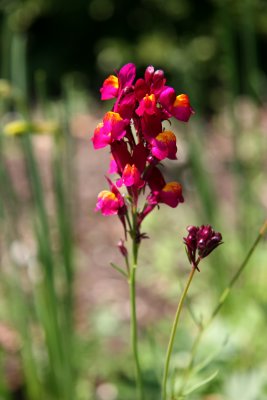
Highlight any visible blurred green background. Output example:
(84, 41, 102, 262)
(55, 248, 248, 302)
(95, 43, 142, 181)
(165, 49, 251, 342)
(0, 0, 267, 399)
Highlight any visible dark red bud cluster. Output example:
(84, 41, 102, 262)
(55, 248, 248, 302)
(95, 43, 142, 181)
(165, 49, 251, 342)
(184, 225, 223, 268)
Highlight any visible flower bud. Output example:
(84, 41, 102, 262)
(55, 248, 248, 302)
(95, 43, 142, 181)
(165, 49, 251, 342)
(183, 225, 223, 268)
(118, 240, 128, 258)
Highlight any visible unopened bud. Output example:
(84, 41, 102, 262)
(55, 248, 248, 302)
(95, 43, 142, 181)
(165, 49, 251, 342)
(118, 240, 128, 258)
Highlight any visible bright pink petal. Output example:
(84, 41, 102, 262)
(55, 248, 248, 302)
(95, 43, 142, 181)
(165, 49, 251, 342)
(151, 131, 177, 160)
(159, 87, 176, 109)
(151, 139, 168, 160)
(108, 157, 118, 174)
(117, 164, 144, 188)
(100, 75, 119, 100)
(92, 112, 128, 149)
(102, 111, 128, 141)
(118, 63, 136, 88)
(92, 123, 111, 149)
(136, 94, 157, 116)
(172, 94, 194, 122)
(95, 190, 120, 215)
(160, 89, 193, 122)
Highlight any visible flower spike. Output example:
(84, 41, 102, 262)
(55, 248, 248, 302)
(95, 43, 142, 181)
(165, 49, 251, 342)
(92, 63, 193, 240)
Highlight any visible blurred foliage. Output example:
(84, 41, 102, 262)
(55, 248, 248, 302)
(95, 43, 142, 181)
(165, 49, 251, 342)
(0, 0, 267, 112)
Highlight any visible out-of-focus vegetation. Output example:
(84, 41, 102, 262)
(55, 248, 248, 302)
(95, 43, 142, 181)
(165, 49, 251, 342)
(0, 0, 267, 399)
(1, 0, 267, 109)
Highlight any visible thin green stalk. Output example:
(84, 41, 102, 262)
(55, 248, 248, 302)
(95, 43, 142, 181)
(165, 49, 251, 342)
(209, 219, 267, 323)
(162, 266, 197, 400)
(130, 262, 144, 400)
(178, 219, 267, 396)
(129, 210, 144, 400)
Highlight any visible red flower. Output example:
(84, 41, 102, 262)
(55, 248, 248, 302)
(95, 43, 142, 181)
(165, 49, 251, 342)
(149, 182, 184, 208)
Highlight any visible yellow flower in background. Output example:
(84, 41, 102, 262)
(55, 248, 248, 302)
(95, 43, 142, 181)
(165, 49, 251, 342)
(3, 120, 29, 136)
(3, 119, 59, 136)
(33, 120, 59, 134)
(0, 80, 12, 98)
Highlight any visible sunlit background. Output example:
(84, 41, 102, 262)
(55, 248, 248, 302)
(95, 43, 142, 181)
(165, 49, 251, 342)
(0, 0, 267, 399)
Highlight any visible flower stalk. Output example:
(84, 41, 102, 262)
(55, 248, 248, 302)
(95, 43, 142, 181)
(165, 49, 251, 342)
(91, 63, 194, 399)
(162, 225, 223, 399)
(162, 261, 198, 400)
(129, 258, 144, 400)
(129, 209, 144, 400)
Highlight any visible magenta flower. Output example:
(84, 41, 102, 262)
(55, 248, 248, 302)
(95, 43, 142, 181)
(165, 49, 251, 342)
(151, 131, 177, 160)
(160, 88, 194, 122)
(117, 164, 145, 189)
(92, 111, 128, 149)
(100, 75, 119, 100)
(135, 93, 157, 116)
(184, 225, 223, 268)
(95, 190, 124, 216)
(100, 63, 136, 100)
(95, 177, 126, 216)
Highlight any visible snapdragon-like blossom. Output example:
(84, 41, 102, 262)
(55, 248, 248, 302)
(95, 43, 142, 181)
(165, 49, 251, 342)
(92, 63, 194, 240)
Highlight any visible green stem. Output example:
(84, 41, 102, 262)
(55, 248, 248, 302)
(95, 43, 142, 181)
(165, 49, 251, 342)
(128, 207, 144, 400)
(162, 266, 197, 400)
(130, 261, 144, 400)
(209, 219, 267, 323)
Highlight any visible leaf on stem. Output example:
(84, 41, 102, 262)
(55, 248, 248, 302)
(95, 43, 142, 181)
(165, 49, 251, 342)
(110, 262, 128, 278)
(183, 370, 218, 396)
(192, 337, 228, 375)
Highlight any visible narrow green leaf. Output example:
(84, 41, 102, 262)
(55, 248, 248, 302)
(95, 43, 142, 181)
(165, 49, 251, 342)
(183, 370, 218, 396)
(110, 262, 128, 278)
(192, 338, 228, 374)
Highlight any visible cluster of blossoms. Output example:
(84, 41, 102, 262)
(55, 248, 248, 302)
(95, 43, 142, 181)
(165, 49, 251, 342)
(92, 63, 194, 239)
(184, 225, 223, 269)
